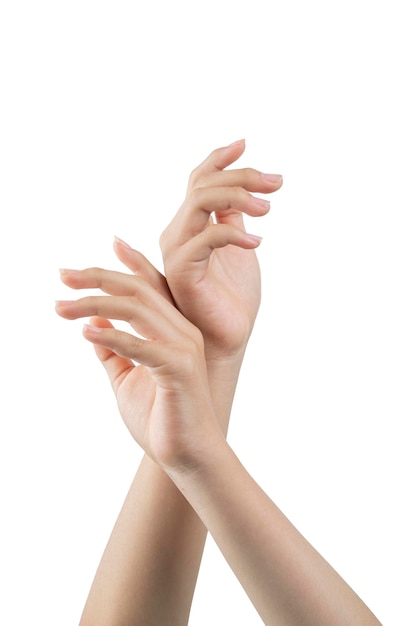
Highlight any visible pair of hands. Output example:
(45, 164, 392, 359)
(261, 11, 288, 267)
(56, 140, 282, 470)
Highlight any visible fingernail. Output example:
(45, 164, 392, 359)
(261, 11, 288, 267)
(261, 173, 282, 184)
(55, 300, 74, 306)
(59, 268, 80, 276)
(114, 235, 131, 249)
(83, 324, 102, 334)
(246, 234, 263, 244)
(253, 197, 270, 210)
(227, 138, 245, 147)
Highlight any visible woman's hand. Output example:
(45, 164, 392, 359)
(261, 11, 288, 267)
(56, 267, 222, 470)
(159, 139, 283, 360)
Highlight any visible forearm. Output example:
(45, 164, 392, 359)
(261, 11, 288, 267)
(79, 363, 242, 626)
(168, 438, 382, 626)
(205, 351, 245, 431)
(79, 455, 207, 626)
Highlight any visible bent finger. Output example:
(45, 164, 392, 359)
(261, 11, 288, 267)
(188, 139, 246, 189)
(86, 317, 135, 392)
(113, 237, 172, 302)
(56, 286, 194, 343)
(162, 186, 270, 249)
(59, 266, 142, 297)
(83, 322, 174, 370)
(193, 167, 283, 194)
(169, 224, 262, 278)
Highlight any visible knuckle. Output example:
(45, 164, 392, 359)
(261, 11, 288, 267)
(88, 266, 102, 279)
(188, 165, 201, 189)
(128, 290, 142, 308)
(126, 333, 143, 353)
(241, 167, 257, 180)
(86, 266, 103, 287)
(159, 228, 168, 250)
(231, 185, 249, 200)
(188, 187, 203, 206)
(84, 294, 100, 313)
(159, 228, 174, 258)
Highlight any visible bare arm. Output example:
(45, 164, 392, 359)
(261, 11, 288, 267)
(56, 256, 381, 626)
(168, 437, 382, 626)
(57, 140, 282, 624)
(77, 454, 206, 626)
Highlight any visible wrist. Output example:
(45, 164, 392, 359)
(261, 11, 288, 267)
(205, 344, 247, 384)
(162, 421, 227, 477)
(205, 352, 245, 432)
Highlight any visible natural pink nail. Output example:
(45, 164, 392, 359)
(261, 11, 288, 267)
(246, 234, 263, 244)
(55, 300, 74, 306)
(83, 324, 102, 334)
(253, 197, 270, 209)
(261, 173, 282, 184)
(59, 268, 80, 276)
(114, 236, 132, 249)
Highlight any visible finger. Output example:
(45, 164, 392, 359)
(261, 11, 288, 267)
(83, 321, 174, 370)
(192, 168, 283, 194)
(56, 282, 192, 342)
(188, 139, 246, 188)
(59, 266, 174, 317)
(57, 265, 185, 334)
(113, 237, 172, 302)
(59, 266, 141, 297)
(86, 316, 136, 392)
(56, 295, 143, 323)
(164, 186, 271, 247)
(172, 224, 262, 277)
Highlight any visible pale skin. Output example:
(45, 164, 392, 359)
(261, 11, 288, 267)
(56, 141, 381, 625)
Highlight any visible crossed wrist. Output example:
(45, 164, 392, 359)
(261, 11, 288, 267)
(205, 344, 246, 374)
(161, 420, 227, 477)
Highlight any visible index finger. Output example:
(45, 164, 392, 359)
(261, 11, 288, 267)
(187, 139, 247, 190)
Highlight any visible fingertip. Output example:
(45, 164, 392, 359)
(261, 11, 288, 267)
(89, 316, 114, 329)
(245, 234, 263, 247)
(210, 139, 246, 172)
(223, 138, 246, 158)
(261, 173, 283, 187)
(55, 300, 74, 315)
(226, 138, 246, 148)
(83, 323, 102, 336)
(114, 235, 132, 251)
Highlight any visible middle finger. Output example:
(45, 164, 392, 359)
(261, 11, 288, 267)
(191, 167, 283, 194)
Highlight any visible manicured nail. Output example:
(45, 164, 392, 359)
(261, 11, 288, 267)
(246, 234, 263, 244)
(261, 173, 282, 184)
(227, 138, 245, 147)
(83, 324, 102, 334)
(59, 268, 80, 276)
(114, 236, 131, 249)
(253, 197, 270, 210)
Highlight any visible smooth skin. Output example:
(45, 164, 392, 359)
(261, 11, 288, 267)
(56, 141, 381, 625)
(57, 140, 282, 626)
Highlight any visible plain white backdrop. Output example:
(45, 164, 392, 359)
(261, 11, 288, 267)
(1, 1, 416, 624)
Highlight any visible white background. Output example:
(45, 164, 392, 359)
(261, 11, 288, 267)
(1, 1, 416, 624)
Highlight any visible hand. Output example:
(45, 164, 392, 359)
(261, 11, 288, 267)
(113, 236, 173, 303)
(56, 266, 222, 470)
(160, 139, 283, 360)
